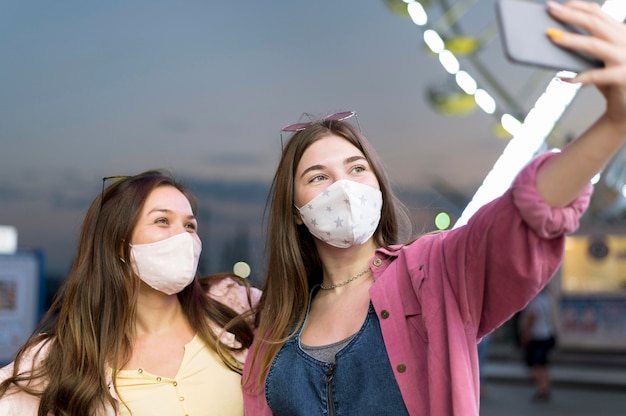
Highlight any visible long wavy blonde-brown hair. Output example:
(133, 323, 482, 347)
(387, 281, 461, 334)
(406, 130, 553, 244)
(0, 171, 255, 416)
(244, 118, 412, 392)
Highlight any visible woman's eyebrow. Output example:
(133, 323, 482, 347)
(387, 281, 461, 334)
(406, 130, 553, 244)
(299, 164, 325, 179)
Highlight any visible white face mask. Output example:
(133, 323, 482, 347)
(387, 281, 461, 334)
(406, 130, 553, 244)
(297, 179, 382, 248)
(130, 232, 202, 295)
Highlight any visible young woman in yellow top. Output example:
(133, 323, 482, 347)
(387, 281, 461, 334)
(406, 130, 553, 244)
(0, 171, 260, 415)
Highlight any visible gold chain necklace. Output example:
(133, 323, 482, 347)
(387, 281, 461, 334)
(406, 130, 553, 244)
(320, 267, 371, 290)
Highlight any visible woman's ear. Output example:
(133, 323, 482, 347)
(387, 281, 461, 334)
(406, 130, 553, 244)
(293, 207, 304, 225)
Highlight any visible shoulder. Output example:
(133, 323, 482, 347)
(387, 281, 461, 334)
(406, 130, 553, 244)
(2, 338, 51, 380)
(0, 339, 52, 415)
(378, 233, 442, 253)
(0, 386, 42, 416)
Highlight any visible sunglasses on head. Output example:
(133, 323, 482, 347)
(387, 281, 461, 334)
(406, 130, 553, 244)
(100, 176, 129, 209)
(279, 111, 360, 148)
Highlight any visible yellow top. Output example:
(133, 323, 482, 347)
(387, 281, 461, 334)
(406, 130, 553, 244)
(115, 335, 243, 416)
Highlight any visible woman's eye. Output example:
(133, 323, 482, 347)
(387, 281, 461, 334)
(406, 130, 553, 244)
(155, 217, 169, 224)
(352, 165, 365, 173)
(309, 174, 326, 183)
(185, 222, 197, 231)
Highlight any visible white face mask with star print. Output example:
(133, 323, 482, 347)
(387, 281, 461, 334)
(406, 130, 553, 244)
(130, 232, 202, 295)
(297, 179, 382, 248)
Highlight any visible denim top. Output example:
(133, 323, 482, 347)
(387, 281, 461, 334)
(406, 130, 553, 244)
(265, 288, 409, 415)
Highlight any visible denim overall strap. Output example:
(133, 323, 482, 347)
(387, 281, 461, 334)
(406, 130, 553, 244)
(265, 292, 409, 416)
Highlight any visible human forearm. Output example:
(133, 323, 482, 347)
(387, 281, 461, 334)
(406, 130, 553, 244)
(536, 113, 626, 207)
(535, 1, 626, 207)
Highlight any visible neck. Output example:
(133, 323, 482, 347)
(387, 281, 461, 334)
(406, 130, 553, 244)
(134, 284, 187, 336)
(316, 239, 377, 290)
(320, 266, 371, 290)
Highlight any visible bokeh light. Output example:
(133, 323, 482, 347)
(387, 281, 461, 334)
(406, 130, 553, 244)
(233, 261, 251, 278)
(434, 212, 451, 230)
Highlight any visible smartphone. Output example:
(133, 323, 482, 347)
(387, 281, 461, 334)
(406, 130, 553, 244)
(496, 0, 603, 72)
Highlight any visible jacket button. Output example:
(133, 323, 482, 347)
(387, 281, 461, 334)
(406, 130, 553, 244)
(373, 258, 382, 267)
(380, 310, 390, 319)
(397, 364, 407, 373)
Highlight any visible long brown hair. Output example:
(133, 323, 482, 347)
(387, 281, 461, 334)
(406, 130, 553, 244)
(245, 119, 412, 391)
(0, 170, 255, 415)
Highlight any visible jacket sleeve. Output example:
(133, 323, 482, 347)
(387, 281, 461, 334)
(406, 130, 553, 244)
(242, 327, 274, 416)
(439, 151, 592, 337)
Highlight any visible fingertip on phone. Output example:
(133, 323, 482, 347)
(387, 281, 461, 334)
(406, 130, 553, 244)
(546, 27, 565, 39)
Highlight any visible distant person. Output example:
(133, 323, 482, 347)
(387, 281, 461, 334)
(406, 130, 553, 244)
(0, 171, 260, 415)
(242, 2, 626, 415)
(519, 289, 557, 402)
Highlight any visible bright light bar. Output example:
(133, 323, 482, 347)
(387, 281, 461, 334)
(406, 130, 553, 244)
(438, 50, 460, 74)
(408, 2, 428, 26)
(423, 30, 444, 54)
(0, 225, 18, 254)
(454, 77, 581, 228)
(474, 89, 496, 114)
(501, 113, 522, 136)
(455, 70, 477, 94)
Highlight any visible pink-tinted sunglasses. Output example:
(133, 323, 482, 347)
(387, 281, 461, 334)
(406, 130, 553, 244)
(279, 111, 360, 148)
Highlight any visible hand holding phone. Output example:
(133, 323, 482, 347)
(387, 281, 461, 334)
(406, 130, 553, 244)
(496, 0, 603, 72)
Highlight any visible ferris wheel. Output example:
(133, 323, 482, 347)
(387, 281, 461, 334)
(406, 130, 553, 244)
(384, 0, 626, 226)
(383, 0, 574, 138)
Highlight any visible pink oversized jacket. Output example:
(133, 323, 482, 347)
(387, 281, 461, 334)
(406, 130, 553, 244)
(243, 152, 592, 415)
(0, 277, 260, 416)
